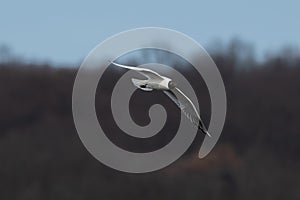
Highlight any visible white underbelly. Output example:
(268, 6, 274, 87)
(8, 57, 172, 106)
(149, 77, 171, 90)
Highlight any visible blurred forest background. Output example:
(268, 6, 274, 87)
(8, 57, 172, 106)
(0, 40, 300, 200)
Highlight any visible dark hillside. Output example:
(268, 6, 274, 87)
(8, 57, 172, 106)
(0, 51, 300, 199)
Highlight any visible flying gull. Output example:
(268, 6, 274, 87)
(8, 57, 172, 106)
(111, 62, 211, 137)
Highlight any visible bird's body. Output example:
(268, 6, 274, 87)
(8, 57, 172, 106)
(132, 77, 172, 91)
(111, 61, 211, 137)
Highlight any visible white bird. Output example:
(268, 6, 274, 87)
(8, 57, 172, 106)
(111, 61, 211, 137)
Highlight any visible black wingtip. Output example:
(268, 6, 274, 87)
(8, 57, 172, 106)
(198, 126, 211, 137)
(206, 131, 212, 137)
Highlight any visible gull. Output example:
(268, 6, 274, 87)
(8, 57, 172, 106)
(111, 62, 211, 137)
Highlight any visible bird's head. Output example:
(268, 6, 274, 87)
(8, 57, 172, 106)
(168, 80, 176, 89)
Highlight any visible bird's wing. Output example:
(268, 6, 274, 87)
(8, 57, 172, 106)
(111, 62, 163, 80)
(163, 88, 211, 137)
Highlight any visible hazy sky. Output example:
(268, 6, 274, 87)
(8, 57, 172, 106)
(1, 0, 299, 64)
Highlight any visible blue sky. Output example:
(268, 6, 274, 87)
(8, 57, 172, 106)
(1, 0, 299, 64)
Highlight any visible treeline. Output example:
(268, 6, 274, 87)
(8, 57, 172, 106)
(0, 44, 300, 199)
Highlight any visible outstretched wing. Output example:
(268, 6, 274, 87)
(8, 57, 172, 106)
(163, 88, 211, 137)
(111, 62, 163, 80)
